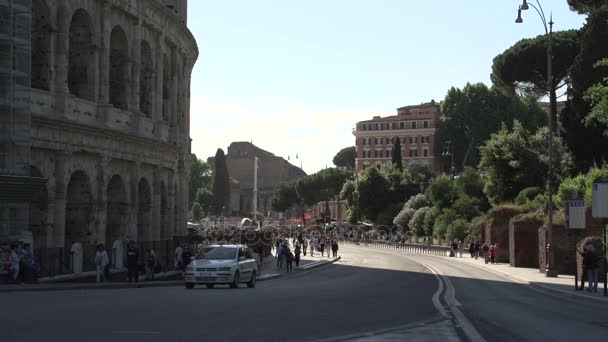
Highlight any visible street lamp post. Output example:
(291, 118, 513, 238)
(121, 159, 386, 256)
(515, 0, 557, 277)
(442, 141, 456, 247)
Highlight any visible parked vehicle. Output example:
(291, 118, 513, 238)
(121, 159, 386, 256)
(184, 244, 257, 289)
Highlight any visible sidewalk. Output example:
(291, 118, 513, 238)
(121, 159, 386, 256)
(445, 253, 608, 302)
(0, 253, 339, 293)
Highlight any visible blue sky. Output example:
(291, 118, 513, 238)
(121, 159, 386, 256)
(187, 0, 586, 174)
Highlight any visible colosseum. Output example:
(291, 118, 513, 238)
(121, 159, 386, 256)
(1, 0, 198, 276)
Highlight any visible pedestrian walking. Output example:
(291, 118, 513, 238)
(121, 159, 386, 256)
(145, 249, 155, 280)
(469, 242, 475, 258)
(174, 245, 183, 270)
(577, 247, 587, 291)
(126, 242, 139, 284)
(294, 245, 301, 267)
(584, 245, 600, 293)
(310, 239, 315, 257)
(474, 241, 480, 260)
(320, 240, 325, 257)
(482, 243, 490, 264)
(458, 241, 464, 258)
(489, 244, 497, 264)
(332, 240, 339, 258)
(286, 250, 294, 272)
(95, 244, 109, 283)
(302, 238, 308, 256)
(8, 244, 20, 284)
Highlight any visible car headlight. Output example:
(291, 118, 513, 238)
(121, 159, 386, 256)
(185, 266, 193, 272)
(219, 267, 231, 272)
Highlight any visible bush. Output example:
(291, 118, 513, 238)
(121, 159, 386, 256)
(404, 193, 430, 210)
(409, 207, 431, 237)
(515, 187, 543, 206)
(557, 164, 608, 204)
(376, 203, 402, 227)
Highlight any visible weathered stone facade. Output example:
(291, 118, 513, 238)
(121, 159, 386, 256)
(12, 0, 198, 275)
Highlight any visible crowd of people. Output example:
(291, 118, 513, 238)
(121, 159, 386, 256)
(273, 236, 339, 272)
(450, 240, 499, 264)
(3, 244, 38, 284)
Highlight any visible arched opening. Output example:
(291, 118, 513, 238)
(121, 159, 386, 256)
(29, 167, 48, 251)
(31, 0, 51, 90)
(109, 26, 129, 110)
(68, 9, 95, 101)
(162, 54, 170, 122)
(160, 182, 167, 240)
(139, 41, 153, 117)
(137, 178, 151, 242)
(65, 170, 93, 270)
(106, 175, 128, 248)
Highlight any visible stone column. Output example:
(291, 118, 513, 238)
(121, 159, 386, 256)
(170, 51, 178, 143)
(131, 20, 142, 132)
(52, 152, 68, 248)
(128, 162, 140, 241)
(153, 33, 164, 138)
(184, 64, 192, 143)
(97, 2, 112, 122)
(167, 172, 175, 238)
(95, 156, 110, 245)
(151, 167, 161, 242)
(53, 7, 69, 118)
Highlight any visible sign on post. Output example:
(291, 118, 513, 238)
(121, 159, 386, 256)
(592, 178, 608, 218)
(566, 200, 586, 229)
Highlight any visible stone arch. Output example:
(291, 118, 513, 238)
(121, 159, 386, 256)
(162, 54, 170, 122)
(137, 177, 152, 242)
(29, 166, 49, 251)
(160, 181, 168, 239)
(106, 175, 128, 248)
(139, 40, 153, 117)
(31, 0, 51, 90)
(109, 25, 129, 110)
(65, 170, 93, 261)
(68, 8, 95, 101)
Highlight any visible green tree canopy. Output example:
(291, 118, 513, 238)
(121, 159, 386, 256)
(195, 188, 217, 214)
(409, 207, 431, 237)
(211, 149, 230, 214)
(189, 159, 212, 207)
(479, 121, 573, 205)
(333, 146, 356, 170)
(568, 0, 608, 14)
(192, 202, 203, 222)
(271, 180, 299, 212)
(583, 59, 608, 135)
(436, 83, 545, 169)
(491, 30, 580, 98)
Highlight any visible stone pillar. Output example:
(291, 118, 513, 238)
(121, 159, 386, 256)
(151, 167, 161, 242)
(167, 172, 175, 238)
(170, 52, 178, 143)
(128, 162, 140, 241)
(154, 34, 164, 138)
(131, 20, 142, 132)
(95, 156, 110, 245)
(52, 152, 68, 248)
(97, 2, 112, 121)
(53, 7, 69, 117)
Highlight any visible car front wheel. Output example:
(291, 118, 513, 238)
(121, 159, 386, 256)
(247, 271, 256, 288)
(230, 271, 240, 288)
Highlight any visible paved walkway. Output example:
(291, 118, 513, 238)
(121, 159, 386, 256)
(439, 253, 608, 302)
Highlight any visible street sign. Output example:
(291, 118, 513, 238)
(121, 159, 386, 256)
(566, 200, 586, 229)
(592, 180, 608, 218)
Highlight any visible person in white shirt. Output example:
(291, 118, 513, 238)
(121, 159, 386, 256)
(95, 244, 109, 283)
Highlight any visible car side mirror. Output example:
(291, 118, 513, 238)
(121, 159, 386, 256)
(239, 256, 246, 261)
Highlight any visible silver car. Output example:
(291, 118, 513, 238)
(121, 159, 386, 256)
(184, 244, 257, 289)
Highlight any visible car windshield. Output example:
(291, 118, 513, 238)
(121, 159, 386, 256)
(196, 247, 237, 260)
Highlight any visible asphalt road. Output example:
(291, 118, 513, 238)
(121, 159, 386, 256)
(0, 245, 441, 342)
(3, 245, 606, 342)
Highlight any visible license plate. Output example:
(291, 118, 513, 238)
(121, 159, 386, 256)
(199, 272, 212, 277)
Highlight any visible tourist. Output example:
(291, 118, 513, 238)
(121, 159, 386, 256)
(18, 244, 35, 283)
(276, 243, 284, 268)
(302, 238, 308, 256)
(585, 245, 599, 293)
(320, 239, 325, 257)
(95, 244, 109, 283)
(469, 242, 475, 258)
(474, 241, 480, 260)
(310, 238, 315, 257)
(489, 244, 497, 264)
(145, 249, 156, 280)
(482, 243, 490, 264)
(294, 244, 301, 267)
(458, 241, 464, 258)
(577, 247, 587, 291)
(332, 240, 339, 258)
(174, 245, 183, 271)
(286, 249, 294, 272)
(9, 244, 20, 284)
(126, 242, 139, 284)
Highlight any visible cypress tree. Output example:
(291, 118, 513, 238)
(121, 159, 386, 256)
(392, 136, 403, 171)
(212, 148, 231, 215)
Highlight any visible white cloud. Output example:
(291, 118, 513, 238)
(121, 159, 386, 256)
(189, 96, 374, 174)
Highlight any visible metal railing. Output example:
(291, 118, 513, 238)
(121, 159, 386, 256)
(365, 240, 451, 256)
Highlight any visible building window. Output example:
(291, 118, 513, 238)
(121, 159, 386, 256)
(423, 149, 428, 157)
(409, 150, 418, 157)
(401, 137, 406, 144)
(400, 122, 404, 129)
(411, 121, 417, 129)
(410, 137, 418, 144)
(376, 123, 381, 130)
(424, 120, 429, 128)
(423, 136, 430, 144)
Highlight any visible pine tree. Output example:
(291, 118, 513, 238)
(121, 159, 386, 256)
(212, 148, 231, 215)
(392, 136, 403, 171)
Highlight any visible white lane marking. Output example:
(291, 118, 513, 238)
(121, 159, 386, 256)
(417, 259, 449, 319)
(112, 331, 161, 335)
(415, 259, 486, 342)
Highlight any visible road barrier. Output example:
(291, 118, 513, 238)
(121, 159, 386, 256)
(365, 240, 451, 256)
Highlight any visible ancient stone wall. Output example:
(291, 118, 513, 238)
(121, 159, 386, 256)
(23, 0, 198, 275)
